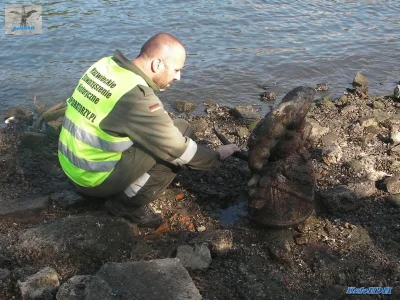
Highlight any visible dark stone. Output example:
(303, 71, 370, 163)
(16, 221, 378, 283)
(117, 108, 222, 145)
(173, 100, 196, 113)
(175, 244, 212, 270)
(234, 126, 249, 138)
(347, 181, 377, 198)
(230, 105, 260, 124)
(384, 175, 400, 194)
(56, 275, 95, 300)
(260, 91, 276, 102)
(317, 186, 359, 214)
(352, 72, 369, 93)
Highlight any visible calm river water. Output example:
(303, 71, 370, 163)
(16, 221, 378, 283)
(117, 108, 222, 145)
(1, 0, 399, 114)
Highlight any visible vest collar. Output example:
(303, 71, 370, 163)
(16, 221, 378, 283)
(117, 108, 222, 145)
(112, 49, 161, 92)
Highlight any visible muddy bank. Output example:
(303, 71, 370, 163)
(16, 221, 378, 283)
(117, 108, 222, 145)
(0, 78, 399, 299)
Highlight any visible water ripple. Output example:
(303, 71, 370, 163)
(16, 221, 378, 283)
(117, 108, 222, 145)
(1, 0, 399, 111)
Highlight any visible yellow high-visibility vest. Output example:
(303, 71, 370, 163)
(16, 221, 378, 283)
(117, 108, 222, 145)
(58, 56, 148, 187)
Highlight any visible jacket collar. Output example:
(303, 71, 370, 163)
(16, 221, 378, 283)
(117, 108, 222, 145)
(112, 49, 161, 91)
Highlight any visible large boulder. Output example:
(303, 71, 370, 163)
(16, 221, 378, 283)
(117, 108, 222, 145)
(90, 259, 202, 300)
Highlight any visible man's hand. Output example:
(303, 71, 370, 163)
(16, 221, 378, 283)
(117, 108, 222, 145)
(217, 144, 241, 161)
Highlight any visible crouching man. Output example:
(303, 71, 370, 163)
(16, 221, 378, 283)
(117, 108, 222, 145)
(58, 33, 239, 228)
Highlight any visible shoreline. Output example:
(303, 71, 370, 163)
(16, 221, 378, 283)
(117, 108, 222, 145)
(0, 79, 399, 299)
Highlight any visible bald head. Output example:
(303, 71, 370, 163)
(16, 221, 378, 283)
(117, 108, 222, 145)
(133, 33, 186, 91)
(138, 33, 185, 61)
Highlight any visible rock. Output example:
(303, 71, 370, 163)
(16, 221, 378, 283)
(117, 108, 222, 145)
(173, 100, 196, 113)
(50, 191, 86, 209)
(347, 180, 377, 198)
(264, 229, 292, 263)
(346, 159, 364, 173)
(392, 160, 400, 169)
(188, 230, 233, 253)
(46, 116, 63, 137)
(374, 110, 391, 124)
(394, 82, 400, 100)
(345, 226, 373, 251)
(305, 118, 330, 141)
(230, 105, 260, 124)
(234, 126, 249, 138)
(190, 118, 208, 135)
(203, 99, 218, 108)
(385, 175, 400, 194)
(340, 104, 358, 115)
(18, 267, 59, 300)
(336, 95, 349, 106)
(320, 132, 340, 147)
(316, 83, 329, 92)
(364, 125, 380, 135)
(56, 275, 94, 300)
(318, 186, 359, 214)
(260, 91, 276, 102)
(317, 99, 335, 109)
(15, 215, 134, 265)
(322, 143, 342, 165)
(359, 116, 378, 128)
(89, 258, 202, 300)
(0, 195, 49, 222)
(6, 107, 34, 126)
(175, 244, 212, 270)
(352, 72, 368, 93)
(387, 195, 400, 208)
(294, 234, 309, 245)
(20, 132, 48, 150)
(372, 100, 385, 110)
(391, 124, 400, 144)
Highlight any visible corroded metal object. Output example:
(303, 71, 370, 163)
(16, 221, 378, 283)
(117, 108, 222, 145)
(247, 86, 316, 227)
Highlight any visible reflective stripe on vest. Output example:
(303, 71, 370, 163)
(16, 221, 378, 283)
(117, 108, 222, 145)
(62, 116, 133, 152)
(58, 56, 148, 187)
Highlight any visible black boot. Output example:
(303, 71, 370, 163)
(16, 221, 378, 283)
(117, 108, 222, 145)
(105, 198, 163, 228)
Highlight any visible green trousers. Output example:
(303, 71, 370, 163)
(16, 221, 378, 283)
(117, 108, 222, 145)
(75, 119, 195, 207)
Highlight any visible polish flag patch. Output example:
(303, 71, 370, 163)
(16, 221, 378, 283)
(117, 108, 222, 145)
(149, 103, 161, 112)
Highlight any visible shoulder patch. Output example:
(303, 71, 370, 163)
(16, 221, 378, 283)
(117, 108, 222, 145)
(149, 103, 161, 112)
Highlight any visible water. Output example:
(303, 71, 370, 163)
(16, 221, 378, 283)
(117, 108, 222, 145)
(1, 0, 399, 115)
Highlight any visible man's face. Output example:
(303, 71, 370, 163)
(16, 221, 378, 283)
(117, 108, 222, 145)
(153, 45, 186, 90)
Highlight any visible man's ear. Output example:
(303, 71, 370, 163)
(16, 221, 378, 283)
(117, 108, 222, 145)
(151, 58, 162, 73)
